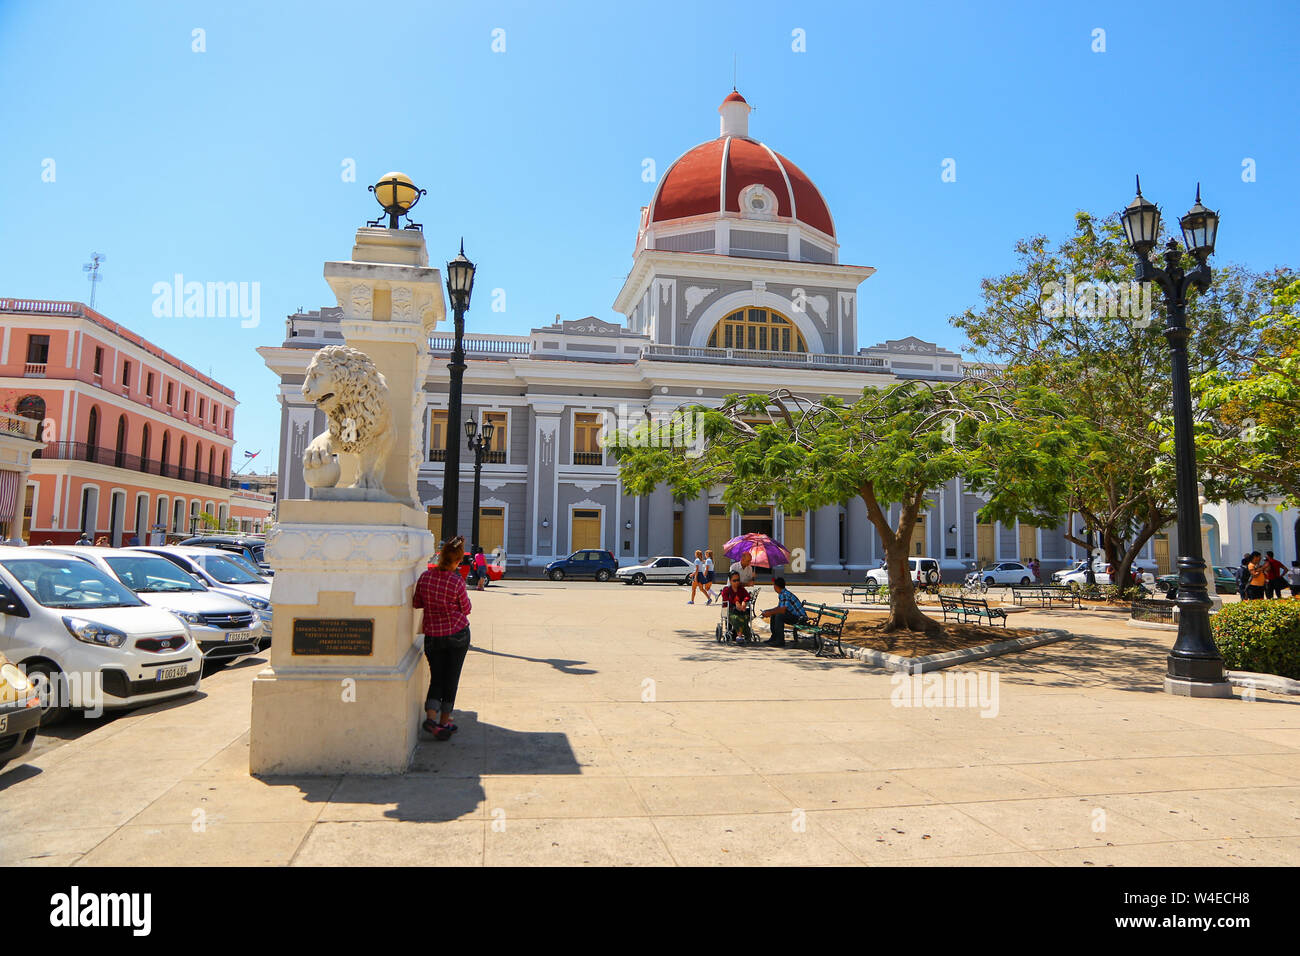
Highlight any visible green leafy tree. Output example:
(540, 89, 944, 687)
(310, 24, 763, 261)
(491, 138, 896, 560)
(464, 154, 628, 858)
(953, 211, 1278, 592)
(611, 380, 1077, 633)
(1194, 277, 1300, 507)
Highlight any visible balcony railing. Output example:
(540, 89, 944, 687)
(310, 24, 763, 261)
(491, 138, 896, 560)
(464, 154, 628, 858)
(23, 362, 47, 377)
(640, 344, 891, 371)
(573, 452, 604, 466)
(484, 450, 506, 464)
(33, 441, 229, 488)
(428, 334, 531, 356)
(0, 412, 40, 440)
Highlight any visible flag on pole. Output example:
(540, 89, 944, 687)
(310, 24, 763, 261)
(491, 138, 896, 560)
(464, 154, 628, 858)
(244, 450, 259, 459)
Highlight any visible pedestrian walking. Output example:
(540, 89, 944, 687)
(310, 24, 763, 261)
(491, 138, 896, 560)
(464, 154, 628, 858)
(472, 546, 488, 591)
(1288, 561, 1300, 599)
(689, 549, 706, 605)
(414, 536, 473, 742)
(703, 549, 716, 604)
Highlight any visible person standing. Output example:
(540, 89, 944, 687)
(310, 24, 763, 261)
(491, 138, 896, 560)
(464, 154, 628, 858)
(1245, 551, 1267, 601)
(1029, 557, 1041, 582)
(729, 551, 757, 588)
(413, 536, 473, 742)
(689, 549, 706, 605)
(760, 576, 807, 646)
(473, 546, 488, 591)
(1288, 560, 1300, 599)
(1264, 550, 1286, 599)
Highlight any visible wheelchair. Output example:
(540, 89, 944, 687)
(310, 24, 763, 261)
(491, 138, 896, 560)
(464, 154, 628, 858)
(714, 587, 761, 644)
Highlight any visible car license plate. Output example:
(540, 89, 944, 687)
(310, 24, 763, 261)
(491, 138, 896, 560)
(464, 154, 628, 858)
(225, 629, 252, 643)
(156, 665, 188, 681)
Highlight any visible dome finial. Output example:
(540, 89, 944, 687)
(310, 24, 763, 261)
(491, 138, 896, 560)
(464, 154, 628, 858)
(719, 89, 750, 138)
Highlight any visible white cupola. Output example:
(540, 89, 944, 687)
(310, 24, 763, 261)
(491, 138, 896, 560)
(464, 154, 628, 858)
(718, 90, 751, 138)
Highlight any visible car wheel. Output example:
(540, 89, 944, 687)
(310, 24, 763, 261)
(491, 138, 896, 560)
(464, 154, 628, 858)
(1020, 576, 1031, 585)
(595, 569, 612, 582)
(984, 576, 996, 587)
(631, 572, 646, 585)
(682, 573, 694, 586)
(25, 662, 71, 728)
(548, 569, 565, 582)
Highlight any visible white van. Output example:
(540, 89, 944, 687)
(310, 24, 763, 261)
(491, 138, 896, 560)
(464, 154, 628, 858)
(131, 546, 273, 649)
(0, 546, 202, 726)
(47, 548, 263, 667)
(866, 557, 942, 587)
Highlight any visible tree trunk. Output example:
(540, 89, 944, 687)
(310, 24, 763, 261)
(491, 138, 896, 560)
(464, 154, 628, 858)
(860, 483, 939, 633)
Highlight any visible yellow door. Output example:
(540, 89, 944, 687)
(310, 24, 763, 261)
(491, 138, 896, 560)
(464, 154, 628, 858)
(478, 507, 505, 556)
(708, 506, 731, 569)
(909, 514, 927, 556)
(783, 511, 805, 558)
(571, 509, 601, 551)
(1153, 533, 1170, 575)
(427, 506, 441, 543)
(976, 522, 995, 565)
(1018, 523, 1037, 562)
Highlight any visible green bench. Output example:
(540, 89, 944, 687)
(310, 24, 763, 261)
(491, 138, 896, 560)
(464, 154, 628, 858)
(938, 593, 1007, 627)
(790, 602, 849, 658)
(841, 581, 886, 604)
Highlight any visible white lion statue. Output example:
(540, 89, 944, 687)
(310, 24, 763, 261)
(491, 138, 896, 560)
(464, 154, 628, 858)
(300, 345, 393, 494)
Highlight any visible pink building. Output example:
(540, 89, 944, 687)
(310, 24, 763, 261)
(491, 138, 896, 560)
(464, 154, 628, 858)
(0, 298, 266, 544)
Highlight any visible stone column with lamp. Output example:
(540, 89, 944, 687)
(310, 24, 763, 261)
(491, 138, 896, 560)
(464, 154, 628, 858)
(250, 173, 449, 774)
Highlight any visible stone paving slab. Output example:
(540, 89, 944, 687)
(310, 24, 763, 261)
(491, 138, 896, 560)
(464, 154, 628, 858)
(2, 582, 1298, 866)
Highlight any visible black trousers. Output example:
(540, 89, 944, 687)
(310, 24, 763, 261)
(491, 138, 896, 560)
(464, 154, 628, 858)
(767, 609, 806, 644)
(424, 627, 470, 713)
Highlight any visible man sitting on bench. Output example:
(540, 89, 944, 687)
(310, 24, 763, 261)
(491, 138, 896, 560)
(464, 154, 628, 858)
(760, 576, 807, 647)
(721, 571, 754, 643)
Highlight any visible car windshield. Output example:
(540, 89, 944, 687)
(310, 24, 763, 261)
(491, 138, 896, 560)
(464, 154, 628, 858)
(104, 555, 206, 593)
(198, 555, 263, 584)
(221, 553, 266, 578)
(1, 558, 144, 609)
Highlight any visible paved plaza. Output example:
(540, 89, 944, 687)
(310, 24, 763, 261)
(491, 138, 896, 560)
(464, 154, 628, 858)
(3, 582, 1299, 867)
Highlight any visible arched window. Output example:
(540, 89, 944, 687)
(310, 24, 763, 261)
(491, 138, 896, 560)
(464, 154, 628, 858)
(141, 424, 151, 463)
(194, 442, 203, 476)
(160, 431, 171, 476)
(115, 415, 127, 467)
(87, 406, 100, 462)
(16, 395, 44, 421)
(706, 308, 808, 353)
(208, 447, 215, 478)
(178, 437, 187, 478)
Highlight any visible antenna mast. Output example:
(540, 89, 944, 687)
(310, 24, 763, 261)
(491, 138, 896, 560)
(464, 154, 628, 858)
(82, 252, 105, 310)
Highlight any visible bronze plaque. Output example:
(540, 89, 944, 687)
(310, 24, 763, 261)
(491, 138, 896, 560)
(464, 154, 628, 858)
(292, 618, 374, 656)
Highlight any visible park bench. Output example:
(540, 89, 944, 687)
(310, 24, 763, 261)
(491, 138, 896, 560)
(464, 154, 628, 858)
(842, 581, 886, 604)
(790, 602, 849, 658)
(1011, 585, 1081, 609)
(940, 594, 1008, 627)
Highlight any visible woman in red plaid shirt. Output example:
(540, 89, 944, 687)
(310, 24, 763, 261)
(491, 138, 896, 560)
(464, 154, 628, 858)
(414, 536, 473, 741)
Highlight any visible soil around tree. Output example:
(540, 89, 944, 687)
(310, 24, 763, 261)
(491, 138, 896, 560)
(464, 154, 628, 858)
(841, 610, 1043, 656)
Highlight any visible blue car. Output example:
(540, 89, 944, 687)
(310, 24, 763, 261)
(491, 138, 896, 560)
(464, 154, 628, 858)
(545, 549, 618, 582)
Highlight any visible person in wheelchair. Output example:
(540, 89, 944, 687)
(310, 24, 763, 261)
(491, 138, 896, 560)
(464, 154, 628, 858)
(720, 570, 754, 643)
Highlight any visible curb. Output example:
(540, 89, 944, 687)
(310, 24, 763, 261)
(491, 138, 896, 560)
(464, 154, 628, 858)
(1227, 670, 1300, 696)
(835, 627, 1076, 674)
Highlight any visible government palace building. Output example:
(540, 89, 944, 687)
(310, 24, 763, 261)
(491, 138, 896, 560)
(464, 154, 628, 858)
(259, 92, 1298, 579)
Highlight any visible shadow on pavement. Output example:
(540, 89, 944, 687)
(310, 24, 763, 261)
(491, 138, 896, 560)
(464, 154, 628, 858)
(468, 645, 596, 675)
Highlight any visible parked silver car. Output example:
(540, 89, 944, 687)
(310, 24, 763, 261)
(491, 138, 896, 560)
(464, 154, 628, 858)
(616, 556, 697, 586)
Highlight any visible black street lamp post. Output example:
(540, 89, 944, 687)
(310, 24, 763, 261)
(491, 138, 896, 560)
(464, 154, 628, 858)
(440, 241, 477, 542)
(465, 418, 495, 555)
(1119, 177, 1231, 698)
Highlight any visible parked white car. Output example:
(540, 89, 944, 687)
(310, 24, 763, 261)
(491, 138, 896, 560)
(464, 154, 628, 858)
(1053, 561, 1154, 589)
(866, 557, 942, 587)
(0, 546, 202, 726)
(978, 561, 1038, 587)
(131, 546, 273, 649)
(47, 548, 263, 667)
(617, 556, 697, 585)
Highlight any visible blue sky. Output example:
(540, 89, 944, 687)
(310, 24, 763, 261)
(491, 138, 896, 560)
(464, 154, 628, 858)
(2, 0, 1297, 464)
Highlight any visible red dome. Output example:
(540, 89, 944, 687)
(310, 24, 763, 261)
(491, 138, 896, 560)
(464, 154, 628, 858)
(649, 129, 835, 238)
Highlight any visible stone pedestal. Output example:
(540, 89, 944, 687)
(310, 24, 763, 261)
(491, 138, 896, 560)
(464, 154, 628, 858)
(250, 221, 446, 776)
(250, 500, 435, 775)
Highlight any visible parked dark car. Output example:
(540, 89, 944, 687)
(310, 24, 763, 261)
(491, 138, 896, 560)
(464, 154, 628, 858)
(179, 535, 270, 575)
(544, 550, 618, 582)
(1156, 566, 1239, 597)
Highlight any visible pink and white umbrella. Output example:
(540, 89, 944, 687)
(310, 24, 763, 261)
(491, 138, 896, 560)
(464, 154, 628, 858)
(722, 533, 791, 569)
